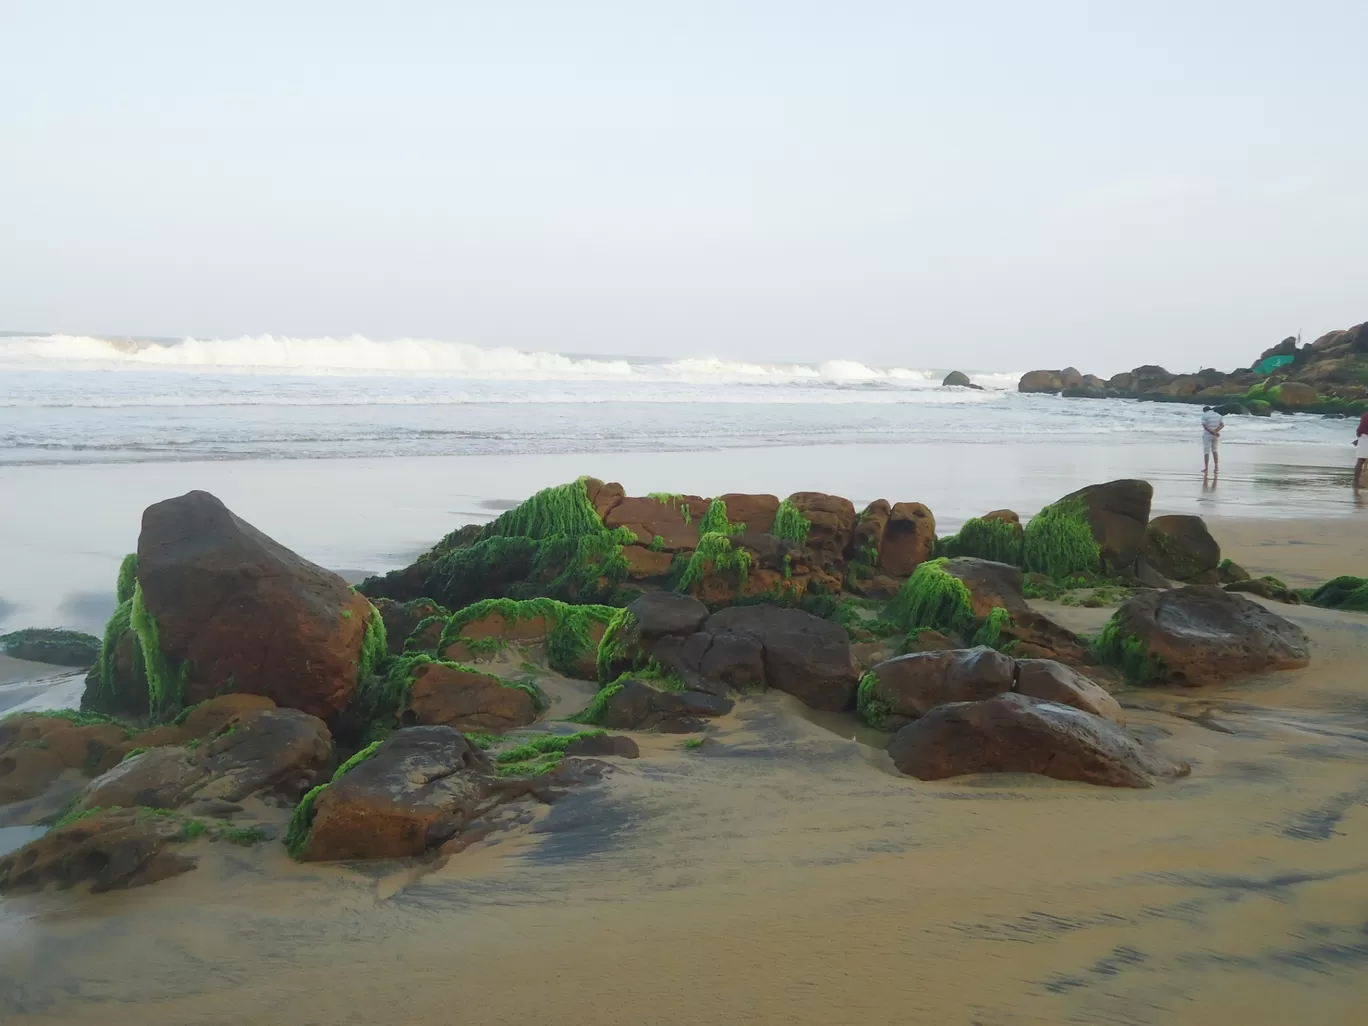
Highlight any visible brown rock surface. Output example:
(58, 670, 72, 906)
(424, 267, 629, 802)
(604, 495, 707, 551)
(940, 558, 1029, 615)
(0, 807, 198, 894)
(886, 693, 1189, 787)
(1106, 586, 1310, 685)
(879, 502, 936, 576)
(718, 493, 780, 535)
(1144, 515, 1221, 583)
(866, 648, 1016, 727)
(403, 662, 537, 733)
(1014, 659, 1124, 724)
(786, 492, 857, 565)
(134, 490, 377, 719)
(703, 605, 858, 711)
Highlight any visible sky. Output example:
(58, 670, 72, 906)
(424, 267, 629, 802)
(1, 1, 1365, 375)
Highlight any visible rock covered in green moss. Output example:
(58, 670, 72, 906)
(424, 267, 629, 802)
(0, 628, 100, 667)
(439, 597, 616, 680)
(83, 490, 383, 722)
(1304, 576, 1368, 612)
(0, 807, 200, 893)
(937, 512, 1023, 565)
(1024, 480, 1152, 579)
(1094, 585, 1310, 685)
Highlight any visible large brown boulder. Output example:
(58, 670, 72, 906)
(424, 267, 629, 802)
(1101, 586, 1310, 685)
(718, 493, 779, 535)
(998, 609, 1090, 665)
(940, 558, 1029, 615)
(294, 726, 504, 861)
(1019, 370, 1065, 393)
(879, 502, 936, 577)
(403, 662, 537, 733)
(1014, 659, 1123, 724)
(81, 708, 334, 810)
(697, 605, 857, 710)
(0, 807, 198, 893)
(1144, 515, 1221, 583)
(786, 492, 857, 565)
(1030, 480, 1152, 576)
(1273, 382, 1318, 407)
(603, 495, 708, 551)
(863, 648, 1016, 728)
(854, 500, 891, 566)
(886, 693, 1189, 787)
(130, 490, 379, 720)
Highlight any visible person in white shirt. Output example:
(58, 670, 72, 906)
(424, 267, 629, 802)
(1201, 406, 1224, 474)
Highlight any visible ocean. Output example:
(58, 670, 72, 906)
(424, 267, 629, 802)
(0, 331, 1359, 635)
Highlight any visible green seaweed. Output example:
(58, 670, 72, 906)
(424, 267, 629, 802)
(439, 597, 617, 678)
(463, 731, 500, 749)
(647, 493, 692, 524)
(284, 783, 327, 858)
(650, 535, 665, 552)
(356, 602, 388, 681)
(1021, 497, 1101, 580)
(595, 607, 640, 684)
(1, 707, 132, 731)
(52, 805, 106, 830)
(130, 583, 189, 719)
(937, 517, 1023, 565)
(493, 729, 606, 777)
(833, 598, 903, 642)
(971, 606, 1012, 648)
(697, 499, 745, 537)
(885, 558, 975, 635)
(771, 500, 811, 544)
(120, 747, 148, 762)
(1093, 617, 1166, 684)
(856, 671, 894, 730)
(331, 739, 383, 782)
(676, 533, 753, 594)
(1306, 576, 1368, 612)
(481, 478, 605, 543)
(682, 738, 705, 751)
(116, 552, 139, 605)
(567, 683, 624, 725)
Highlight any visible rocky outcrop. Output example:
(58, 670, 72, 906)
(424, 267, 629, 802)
(1014, 659, 1124, 724)
(1224, 577, 1301, 604)
(373, 597, 447, 656)
(1018, 368, 1083, 394)
(862, 648, 1016, 729)
(699, 605, 858, 711)
(940, 558, 1029, 615)
(0, 807, 199, 893)
(0, 628, 100, 667)
(403, 661, 537, 732)
(292, 726, 507, 861)
(879, 502, 936, 577)
(786, 492, 857, 566)
(886, 693, 1189, 787)
(1097, 586, 1310, 685)
(604, 495, 708, 551)
(89, 491, 382, 721)
(592, 678, 732, 731)
(80, 708, 334, 810)
(718, 493, 780, 535)
(1144, 515, 1221, 583)
(1025, 480, 1152, 578)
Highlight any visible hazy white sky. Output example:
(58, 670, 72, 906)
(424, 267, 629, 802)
(2, 1, 1365, 374)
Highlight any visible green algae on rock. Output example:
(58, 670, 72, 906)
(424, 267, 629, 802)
(937, 517, 1023, 566)
(885, 558, 975, 636)
(1022, 497, 1101, 580)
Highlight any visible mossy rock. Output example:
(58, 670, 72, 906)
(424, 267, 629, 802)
(0, 628, 101, 667)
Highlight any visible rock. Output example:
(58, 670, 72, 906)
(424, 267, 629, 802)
(621, 546, 675, 579)
(1107, 365, 1175, 395)
(1144, 515, 1221, 583)
(703, 605, 858, 711)
(864, 648, 1015, 728)
(403, 617, 446, 652)
(879, 502, 936, 577)
(0, 744, 69, 805)
(717, 493, 780, 535)
(0, 807, 198, 894)
(1100, 586, 1310, 685)
(940, 558, 1029, 615)
(1216, 559, 1250, 584)
(584, 478, 626, 519)
(294, 726, 503, 861)
(178, 694, 277, 739)
(785, 492, 857, 565)
(1019, 370, 1064, 393)
(627, 592, 710, 640)
(564, 734, 640, 759)
(1225, 578, 1301, 604)
(652, 630, 766, 696)
(886, 693, 1189, 787)
(1272, 382, 1318, 407)
(82, 708, 334, 809)
(118, 490, 378, 720)
(942, 371, 971, 387)
(372, 597, 447, 656)
(403, 662, 537, 733)
(603, 495, 707, 551)
(0, 628, 100, 667)
(853, 500, 891, 568)
(1014, 659, 1124, 724)
(595, 679, 732, 730)
(901, 629, 958, 653)
(734, 532, 805, 572)
(997, 608, 1091, 664)
(1031, 480, 1153, 576)
(1261, 337, 1299, 361)
(1133, 559, 1172, 590)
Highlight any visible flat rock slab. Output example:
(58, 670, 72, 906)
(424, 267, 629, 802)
(0, 808, 197, 894)
(887, 693, 1189, 788)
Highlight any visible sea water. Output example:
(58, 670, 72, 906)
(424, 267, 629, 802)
(0, 332, 1358, 634)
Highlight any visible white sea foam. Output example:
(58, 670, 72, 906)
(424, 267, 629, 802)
(0, 333, 1008, 389)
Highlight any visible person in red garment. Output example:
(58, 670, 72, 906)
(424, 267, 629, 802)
(1355, 410, 1368, 490)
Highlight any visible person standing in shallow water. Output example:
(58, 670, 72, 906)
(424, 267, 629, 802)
(1354, 409, 1368, 490)
(1201, 406, 1224, 475)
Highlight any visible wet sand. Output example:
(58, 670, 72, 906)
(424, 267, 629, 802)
(3, 519, 1368, 1024)
(2, 438, 1364, 634)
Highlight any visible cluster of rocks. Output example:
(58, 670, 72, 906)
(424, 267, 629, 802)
(1017, 320, 1368, 415)
(0, 470, 1322, 894)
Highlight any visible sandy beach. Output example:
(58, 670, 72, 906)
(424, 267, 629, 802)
(1, 510, 1366, 1025)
